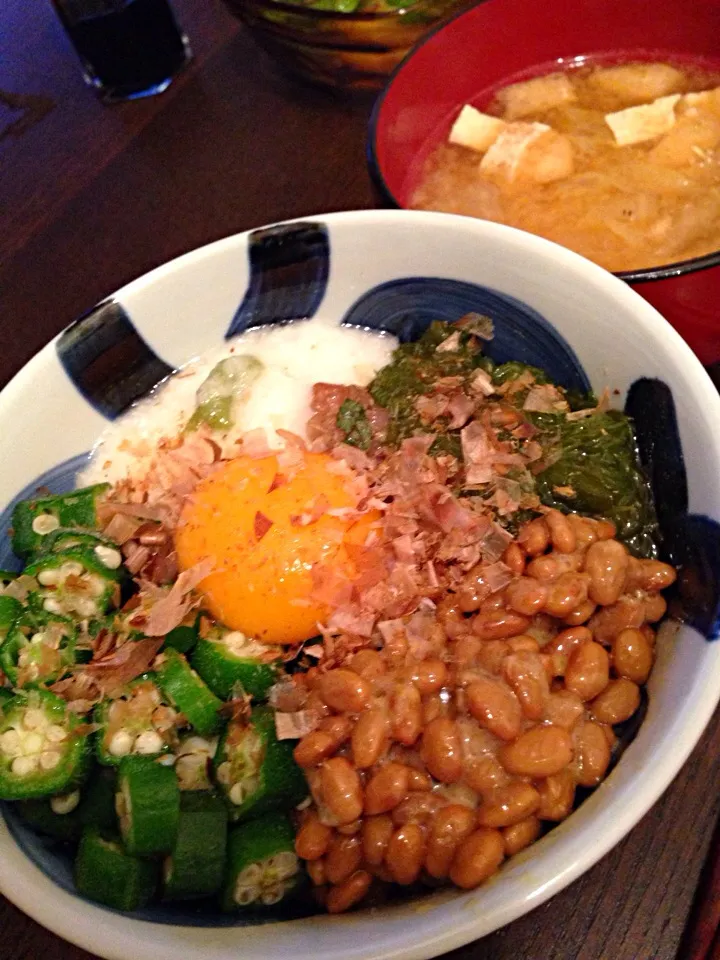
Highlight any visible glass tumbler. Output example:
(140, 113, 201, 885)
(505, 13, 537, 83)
(51, 0, 192, 102)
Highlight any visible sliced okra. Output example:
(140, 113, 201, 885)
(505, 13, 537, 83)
(11, 484, 109, 560)
(191, 628, 280, 701)
(221, 811, 300, 911)
(173, 734, 218, 792)
(1, 612, 77, 688)
(0, 595, 23, 632)
(163, 792, 228, 900)
(0, 690, 89, 799)
(94, 675, 178, 766)
(154, 649, 223, 737)
(19, 762, 119, 842)
(18, 789, 85, 843)
(25, 547, 123, 621)
(0, 571, 19, 593)
(75, 826, 158, 911)
(36, 527, 121, 564)
(163, 611, 202, 655)
(116, 755, 180, 856)
(213, 705, 307, 823)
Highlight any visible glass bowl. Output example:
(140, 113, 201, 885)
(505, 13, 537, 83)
(221, 0, 472, 91)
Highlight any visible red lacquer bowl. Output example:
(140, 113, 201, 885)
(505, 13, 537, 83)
(368, 0, 720, 364)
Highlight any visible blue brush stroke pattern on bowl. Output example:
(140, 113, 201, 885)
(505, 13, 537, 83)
(57, 303, 175, 422)
(226, 222, 330, 339)
(341, 277, 590, 394)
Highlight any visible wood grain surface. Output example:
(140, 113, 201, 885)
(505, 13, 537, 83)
(1, 2, 718, 958)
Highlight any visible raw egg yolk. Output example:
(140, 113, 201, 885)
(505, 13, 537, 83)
(175, 453, 378, 644)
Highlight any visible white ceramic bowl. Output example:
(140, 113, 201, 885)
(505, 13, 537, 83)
(1, 209, 719, 960)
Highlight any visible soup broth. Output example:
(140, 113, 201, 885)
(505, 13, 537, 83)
(411, 61, 720, 272)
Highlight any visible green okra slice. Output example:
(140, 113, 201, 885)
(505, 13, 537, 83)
(75, 826, 158, 911)
(94, 675, 178, 767)
(190, 627, 280, 701)
(163, 791, 228, 900)
(116, 755, 180, 856)
(0, 688, 13, 706)
(25, 547, 124, 621)
(221, 811, 300, 911)
(18, 789, 85, 842)
(1, 612, 77, 688)
(11, 484, 110, 560)
(154, 648, 222, 737)
(162, 610, 203, 655)
(0, 690, 89, 800)
(213, 705, 307, 822)
(16, 761, 119, 842)
(0, 595, 23, 632)
(35, 528, 120, 560)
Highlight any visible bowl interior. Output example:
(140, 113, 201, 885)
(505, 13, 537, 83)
(1, 210, 719, 960)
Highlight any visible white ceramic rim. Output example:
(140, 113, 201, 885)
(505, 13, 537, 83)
(1, 209, 719, 960)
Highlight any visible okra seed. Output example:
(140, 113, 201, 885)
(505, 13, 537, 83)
(38, 570, 61, 587)
(178, 736, 212, 756)
(261, 885, 284, 906)
(134, 731, 164, 755)
(238, 864, 263, 886)
(23, 708, 49, 732)
(32, 514, 60, 536)
(216, 761, 232, 785)
(87, 576, 107, 599)
(23, 733, 44, 754)
(109, 730, 134, 757)
(236, 887, 257, 906)
(267, 851, 299, 880)
(94, 545, 123, 570)
(50, 790, 80, 815)
(75, 598, 99, 618)
(229, 782, 246, 805)
(12, 755, 39, 776)
(45, 725, 68, 743)
(0, 730, 21, 755)
(39, 750, 62, 770)
(61, 562, 84, 578)
(157, 754, 177, 767)
(43, 598, 64, 616)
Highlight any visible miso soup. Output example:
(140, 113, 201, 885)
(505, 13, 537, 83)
(411, 61, 720, 272)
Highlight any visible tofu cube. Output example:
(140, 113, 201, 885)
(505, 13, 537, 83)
(448, 105, 506, 153)
(587, 63, 684, 105)
(479, 122, 575, 183)
(605, 94, 681, 146)
(496, 72, 577, 120)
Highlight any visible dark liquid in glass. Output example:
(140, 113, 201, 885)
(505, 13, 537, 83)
(53, 0, 190, 101)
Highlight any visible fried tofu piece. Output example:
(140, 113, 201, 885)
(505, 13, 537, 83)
(479, 121, 575, 183)
(587, 63, 684, 105)
(448, 105, 506, 153)
(605, 95, 681, 146)
(496, 73, 577, 120)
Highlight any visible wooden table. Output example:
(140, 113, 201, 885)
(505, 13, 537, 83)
(1, 2, 719, 958)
